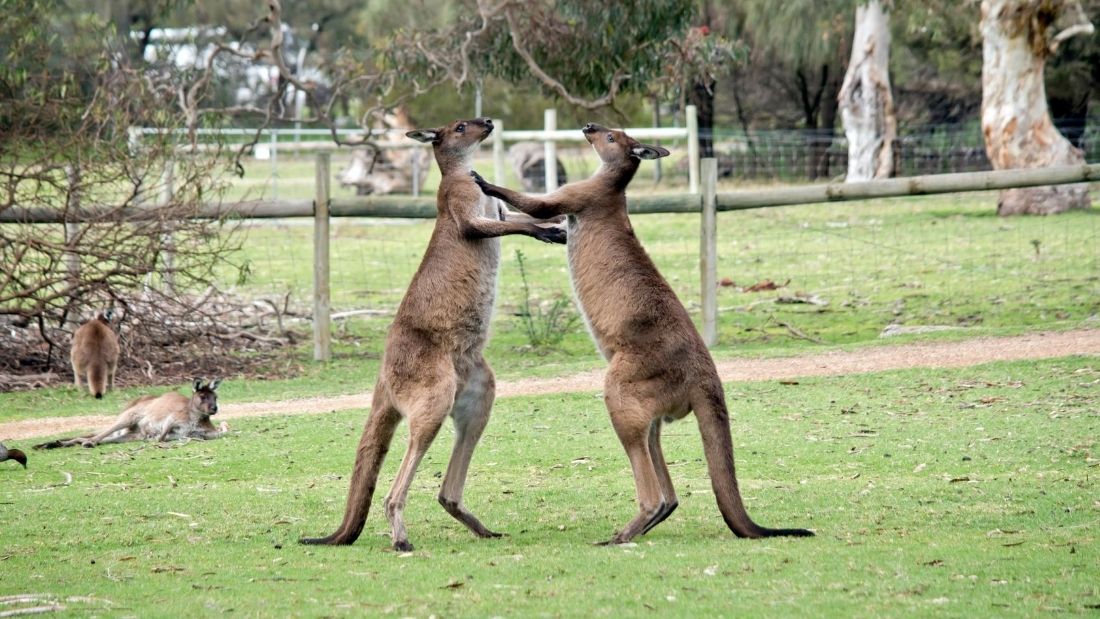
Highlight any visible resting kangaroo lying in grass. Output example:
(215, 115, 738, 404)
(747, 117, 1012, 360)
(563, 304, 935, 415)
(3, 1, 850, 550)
(472, 123, 813, 543)
(34, 379, 227, 449)
(301, 117, 565, 551)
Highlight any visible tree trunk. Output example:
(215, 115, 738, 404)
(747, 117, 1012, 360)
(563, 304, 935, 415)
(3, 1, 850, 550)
(814, 72, 842, 179)
(798, 64, 845, 180)
(839, 0, 897, 182)
(796, 67, 825, 180)
(980, 0, 1094, 215)
(690, 78, 717, 158)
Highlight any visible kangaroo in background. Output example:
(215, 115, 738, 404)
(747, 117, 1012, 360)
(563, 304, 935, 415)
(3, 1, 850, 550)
(71, 309, 120, 399)
(34, 379, 226, 449)
(472, 123, 813, 543)
(301, 117, 566, 552)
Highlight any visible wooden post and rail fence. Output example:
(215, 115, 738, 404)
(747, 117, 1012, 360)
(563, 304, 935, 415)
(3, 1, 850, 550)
(4, 149, 1098, 361)
(126, 105, 702, 196)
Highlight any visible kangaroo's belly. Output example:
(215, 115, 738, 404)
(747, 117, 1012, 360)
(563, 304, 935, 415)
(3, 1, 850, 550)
(566, 218, 700, 369)
(392, 236, 501, 354)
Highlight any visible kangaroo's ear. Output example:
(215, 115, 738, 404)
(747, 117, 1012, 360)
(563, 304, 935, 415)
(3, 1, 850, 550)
(193, 378, 204, 392)
(631, 145, 670, 160)
(406, 128, 441, 144)
(209, 378, 222, 391)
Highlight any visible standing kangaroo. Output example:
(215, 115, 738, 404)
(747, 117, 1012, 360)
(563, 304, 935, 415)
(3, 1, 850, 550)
(34, 379, 226, 449)
(71, 309, 120, 399)
(301, 117, 565, 551)
(472, 123, 813, 543)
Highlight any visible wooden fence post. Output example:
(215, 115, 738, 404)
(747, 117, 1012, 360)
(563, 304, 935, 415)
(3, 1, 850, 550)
(687, 104, 700, 194)
(64, 165, 81, 328)
(313, 153, 332, 362)
(652, 101, 663, 184)
(64, 165, 81, 286)
(700, 158, 718, 347)
(492, 118, 505, 185)
(544, 108, 558, 192)
(161, 160, 176, 291)
(270, 130, 279, 200)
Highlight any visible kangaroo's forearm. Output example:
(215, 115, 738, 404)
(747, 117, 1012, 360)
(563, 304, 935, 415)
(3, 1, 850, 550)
(460, 218, 565, 244)
(501, 209, 566, 225)
(484, 185, 566, 219)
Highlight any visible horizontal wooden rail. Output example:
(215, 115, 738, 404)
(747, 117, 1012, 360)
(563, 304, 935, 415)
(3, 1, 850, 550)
(133, 126, 691, 145)
(0, 194, 705, 223)
(6, 163, 1095, 224)
(715, 163, 1100, 210)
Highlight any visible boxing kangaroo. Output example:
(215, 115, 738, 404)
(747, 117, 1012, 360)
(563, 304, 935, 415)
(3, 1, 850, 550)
(71, 309, 120, 399)
(472, 123, 813, 543)
(301, 117, 565, 551)
(34, 379, 226, 449)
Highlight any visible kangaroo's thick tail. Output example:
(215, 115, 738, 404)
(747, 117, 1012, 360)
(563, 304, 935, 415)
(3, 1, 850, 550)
(300, 396, 402, 546)
(694, 385, 813, 538)
(88, 362, 106, 399)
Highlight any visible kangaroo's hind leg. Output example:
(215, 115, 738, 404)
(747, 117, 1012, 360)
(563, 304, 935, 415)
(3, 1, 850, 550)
(639, 418, 679, 535)
(383, 372, 458, 552)
(80, 410, 139, 447)
(438, 357, 502, 539)
(300, 386, 403, 546)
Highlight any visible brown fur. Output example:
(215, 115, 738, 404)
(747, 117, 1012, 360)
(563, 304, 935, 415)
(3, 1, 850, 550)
(472, 123, 813, 542)
(300, 118, 565, 551)
(0, 442, 27, 468)
(71, 310, 120, 399)
(33, 379, 226, 449)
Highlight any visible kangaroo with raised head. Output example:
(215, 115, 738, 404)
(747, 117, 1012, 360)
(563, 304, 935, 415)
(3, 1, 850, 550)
(34, 379, 227, 449)
(472, 123, 813, 543)
(301, 117, 565, 551)
(71, 309, 120, 399)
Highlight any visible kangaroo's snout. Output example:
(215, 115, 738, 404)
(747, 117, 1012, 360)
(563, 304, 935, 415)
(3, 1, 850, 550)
(582, 123, 601, 134)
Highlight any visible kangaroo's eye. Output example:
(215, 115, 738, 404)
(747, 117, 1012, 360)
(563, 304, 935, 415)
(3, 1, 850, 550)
(456, 123, 466, 133)
(606, 134, 614, 143)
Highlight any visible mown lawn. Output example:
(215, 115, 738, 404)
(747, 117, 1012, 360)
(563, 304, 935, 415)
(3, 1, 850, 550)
(2, 188, 1097, 422)
(2, 356, 1097, 617)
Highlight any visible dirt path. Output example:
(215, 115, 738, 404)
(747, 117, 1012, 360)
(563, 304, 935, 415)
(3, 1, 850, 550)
(4, 329, 1098, 441)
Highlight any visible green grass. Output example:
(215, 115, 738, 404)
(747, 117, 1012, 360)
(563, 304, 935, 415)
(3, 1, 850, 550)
(225, 187, 1097, 379)
(3, 189, 1096, 422)
(2, 356, 1097, 616)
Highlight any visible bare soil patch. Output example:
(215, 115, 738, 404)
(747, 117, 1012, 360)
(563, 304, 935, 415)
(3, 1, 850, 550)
(3, 329, 1097, 441)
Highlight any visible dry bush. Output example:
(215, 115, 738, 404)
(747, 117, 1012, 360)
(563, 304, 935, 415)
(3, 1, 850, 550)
(0, 3, 296, 390)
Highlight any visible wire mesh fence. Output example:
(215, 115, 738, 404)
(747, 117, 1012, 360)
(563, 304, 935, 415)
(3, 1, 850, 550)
(711, 121, 1100, 182)
(133, 122, 1099, 352)
(710, 192, 1099, 344)
(219, 192, 1100, 351)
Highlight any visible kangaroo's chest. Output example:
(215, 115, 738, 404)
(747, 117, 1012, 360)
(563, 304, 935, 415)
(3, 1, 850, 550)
(566, 217, 614, 357)
(395, 195, 502, 347)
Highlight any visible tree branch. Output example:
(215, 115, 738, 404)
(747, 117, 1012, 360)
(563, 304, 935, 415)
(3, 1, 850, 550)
(493, 1, 628, 109)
